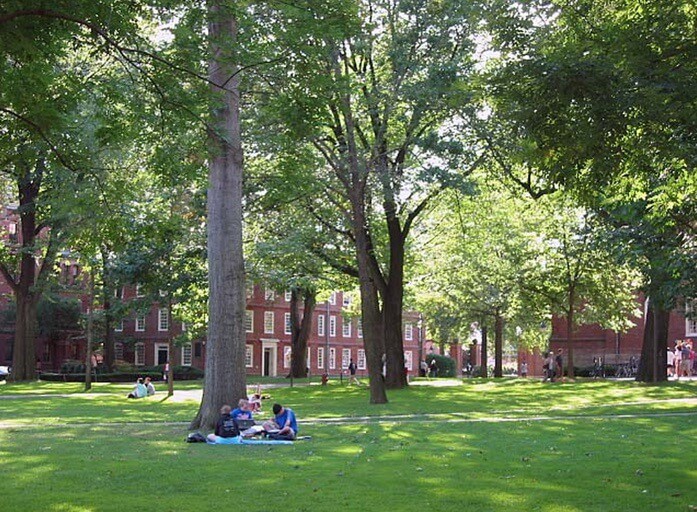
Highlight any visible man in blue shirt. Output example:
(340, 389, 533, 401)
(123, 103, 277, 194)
(264, 403, 298, 440)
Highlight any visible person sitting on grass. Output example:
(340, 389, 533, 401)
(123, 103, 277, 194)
(207, 405, 239, 443)
(127, 378, 147, 399)
(263, 403, 298, 440)
(144, 376, 156, 396)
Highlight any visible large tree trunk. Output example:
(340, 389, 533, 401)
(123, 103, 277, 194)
(480, 323, 488, 378)
(383, 272, 406, 389)
(191, 2, 247, 430)
(85, 270, 95, 391)
(493, 312, 503, 378)
(636, 297, 669, 383)
(289, 288, 316, 378)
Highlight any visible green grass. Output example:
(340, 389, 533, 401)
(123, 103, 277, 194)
(1, 379, 696, 511)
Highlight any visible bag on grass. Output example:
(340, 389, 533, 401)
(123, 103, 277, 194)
(187, 432, 207, 443)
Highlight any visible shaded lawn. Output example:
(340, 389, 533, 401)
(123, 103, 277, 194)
(1, 415, 695, 512)
(1, 379, 696, 427)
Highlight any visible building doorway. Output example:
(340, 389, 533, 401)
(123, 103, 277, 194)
(155, 343, 169, 366)
(261, 340, 278, 377)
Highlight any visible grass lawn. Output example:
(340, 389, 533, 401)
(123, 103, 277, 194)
(1, 378, 696, 511)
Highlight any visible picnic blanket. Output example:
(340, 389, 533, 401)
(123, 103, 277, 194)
(207, 435, 294, 446)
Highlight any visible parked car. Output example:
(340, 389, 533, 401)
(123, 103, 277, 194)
(0, 366, 10, 380)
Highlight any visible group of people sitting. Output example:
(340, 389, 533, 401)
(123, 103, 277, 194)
(207, 398, 298, 444)
(126, 376, 156, 398)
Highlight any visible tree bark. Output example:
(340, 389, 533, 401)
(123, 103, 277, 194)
(191, 1, 247, 430)
(289, 288, 316, 378)
(636, 297, 669, 382)
(480, 323, 488, 378)
(493, 312, 503, 378)
(383, 271, 406, 388)
(84, 270, 95, 391)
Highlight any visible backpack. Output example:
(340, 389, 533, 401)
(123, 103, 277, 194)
(186, 432, 207, 443)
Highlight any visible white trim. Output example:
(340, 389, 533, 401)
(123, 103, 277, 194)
(329, 315, 336, 337)
(181, 343, 192, 366)
(158, 308, 169, 332)
(341, 348, 350, 369)
(135, 342, 145, 366)
(317, 314, 325, 337)
(357, 349, 366, 370)
(264, 311, 274, 334)
(135, 315, 145, 332)
(284, 312, 292, 335)
(342, 319, 352, 338)
(329, 347, 336, 370)
(245, 345, 253, 367)
(245, 310, 254, 332)
(317, 347, 325, 369)
(686, 299, 697, 336)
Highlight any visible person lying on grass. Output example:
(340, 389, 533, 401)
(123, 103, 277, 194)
(263, 403, 298, 440)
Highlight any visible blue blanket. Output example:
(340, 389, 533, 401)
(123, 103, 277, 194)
(207, 435, 294, 446)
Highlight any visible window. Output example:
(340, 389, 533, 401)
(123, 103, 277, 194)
(687, 299, 697, 336)
(404, 323, 413, 341)
(264, 311, 274, 334)
(342, 319, 352, 337)
(246, 282, 254, 299)
(136, 284, 144, 297)
(329, 292, 336, 305)
(114, 319, 124, 332)
(329, 348, 336, 370)
(182, 343, 192, 366)
(317, 315, 325, 337)
(245, 345, 253, 367)
(342, 348, 351, 369)
(181, 322, 187, 332)
(194, 342, 202, 358)
(158, 308, 169, 331)
(114, 287, 124, 299)
(343, 294, 351, 307)
(135, 342, 145, 366)
(285, 290, 292, 302)
(114, 342, 124, 361)
(284, 312, 292, 335)
(265, 287, 275, 301)
(317, 347, 324, 369)
(245, 310, 254, 333)
(283, 346, 291, 369)
(136, 315, 146, 332)
(357, 349, 366, 370)
(329, 316, 336, 337)
(357, 319, 363, 338)
(404, 350, 413, 371)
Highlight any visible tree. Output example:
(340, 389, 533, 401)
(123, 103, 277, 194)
(190, 2, 247, 430)
(483, 0, 697, 381)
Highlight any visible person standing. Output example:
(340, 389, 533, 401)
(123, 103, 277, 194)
(520, 361, 528, 378)
(348, 358, 360, 385)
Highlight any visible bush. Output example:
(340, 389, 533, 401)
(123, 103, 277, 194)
(426, 354, 456, 377)
(61, 360, 85, 374)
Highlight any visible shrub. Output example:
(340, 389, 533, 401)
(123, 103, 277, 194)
(426, 354, 456, 377)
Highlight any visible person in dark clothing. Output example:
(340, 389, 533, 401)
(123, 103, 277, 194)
(207, 404, 238, 442)
(555, 349, 564, 382)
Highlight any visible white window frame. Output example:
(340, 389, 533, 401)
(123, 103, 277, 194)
(245, 310, 254, 333)
(158, 308, 169, 332)
(329, 347, 336, 370)
(343, 294, 351, 307)
(245, 345, 253, 368)
(342, 319, 352, 338)
(265, 287, 275, 301)
(114, 287, 124, 299)
(284, 312, 292, 335)
(317, 314, 325, 337)
(135, 284, 144, 297)
(317, 347, 325, 370)
(114, 342, 124, 361)
(404, 350, 413, 371)
(329, 292, 336, 305)
(405, 323, 413, 341)
(114, 319, 124, 332)
(285, 290, 292, 302)
(135, 342, 145, 366)
(357, 319, 363, 338)
(357, 349, 366, 370)
(136, 315, 146, 332)
(283, 346, 292, 369)
(686, 299, 697, 336)
(246, 282, 254, 299)
(342, 348, 351, 369)
(182, 343, 193, 366)
(329, 315, 336, 337)
(264, 311, 274, 334)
